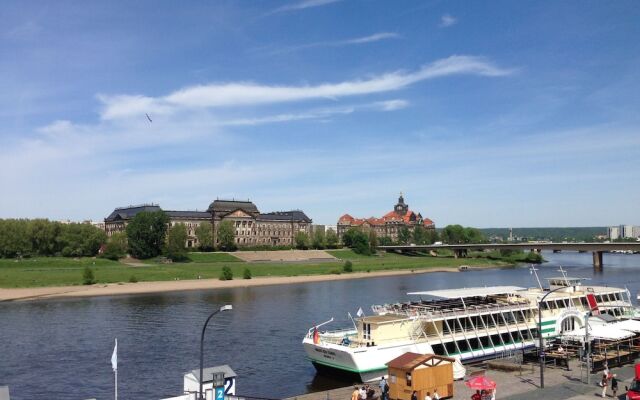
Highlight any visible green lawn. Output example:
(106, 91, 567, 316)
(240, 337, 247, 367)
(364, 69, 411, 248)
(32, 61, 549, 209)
(0, 250, 508, 288)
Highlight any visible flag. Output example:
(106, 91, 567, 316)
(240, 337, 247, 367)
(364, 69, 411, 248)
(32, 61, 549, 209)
(313, 327, 319, 344)
(111, 338, 118, 372)
(356, 307, 364, 317)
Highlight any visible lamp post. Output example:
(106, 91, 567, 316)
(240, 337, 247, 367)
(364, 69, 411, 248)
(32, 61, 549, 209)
(538, 286, 569, 388)
(200, 305, 233, 400)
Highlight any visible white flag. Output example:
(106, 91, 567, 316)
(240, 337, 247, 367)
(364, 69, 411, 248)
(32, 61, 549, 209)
(111, 338, 118, 372)
(356, 307, 364, 317)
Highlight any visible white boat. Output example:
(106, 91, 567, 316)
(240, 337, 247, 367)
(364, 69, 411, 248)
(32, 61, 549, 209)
(302, 274, 635, 382)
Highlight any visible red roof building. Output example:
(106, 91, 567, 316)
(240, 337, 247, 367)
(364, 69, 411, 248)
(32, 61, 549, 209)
(337, 194, 435, 243)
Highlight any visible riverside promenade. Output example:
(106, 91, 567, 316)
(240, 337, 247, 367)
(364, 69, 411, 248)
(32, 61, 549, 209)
(288, 360, 639, 400)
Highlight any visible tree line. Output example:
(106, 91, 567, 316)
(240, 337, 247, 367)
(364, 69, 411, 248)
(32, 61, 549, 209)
(0, 219, 107, 258)
(340, 224, 487, 255)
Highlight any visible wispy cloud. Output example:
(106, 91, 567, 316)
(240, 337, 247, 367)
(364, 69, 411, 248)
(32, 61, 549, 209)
(99, 55, 514, 120)
(268, 0, 341, 15)
(440, 14, 457, 28)
(268, 32, 401, 54)
(221, 99, 409, 126)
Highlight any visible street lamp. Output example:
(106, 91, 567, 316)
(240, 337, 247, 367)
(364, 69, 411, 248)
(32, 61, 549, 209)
(538, 286, 570, 388)
(200, 304, 233, 400)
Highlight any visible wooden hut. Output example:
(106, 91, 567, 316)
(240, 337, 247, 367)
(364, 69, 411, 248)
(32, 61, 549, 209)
(386, 353, 455, 400)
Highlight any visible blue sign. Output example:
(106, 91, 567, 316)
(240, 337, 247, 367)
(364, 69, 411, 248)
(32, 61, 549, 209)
(215, 386, 224, 400)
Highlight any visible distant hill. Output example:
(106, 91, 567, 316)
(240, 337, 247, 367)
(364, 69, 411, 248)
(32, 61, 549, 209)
(480, 227, 607, 242)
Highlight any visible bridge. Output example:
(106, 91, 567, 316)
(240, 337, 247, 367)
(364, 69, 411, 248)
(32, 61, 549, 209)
(378, 242, 640, 269)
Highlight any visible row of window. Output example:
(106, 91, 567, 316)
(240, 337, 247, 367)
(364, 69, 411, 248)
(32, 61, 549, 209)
(432, 329, 535, 356)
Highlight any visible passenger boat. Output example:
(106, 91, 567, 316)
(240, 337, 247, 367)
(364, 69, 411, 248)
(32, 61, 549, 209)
(302, 271, 635, 382)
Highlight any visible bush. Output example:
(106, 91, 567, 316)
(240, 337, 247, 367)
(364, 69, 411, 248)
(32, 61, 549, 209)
(243, 268, 252, 279)
(219, 266, 233, 281)
(329, 269, 342, 275)
(82, 266, 96, 285)
(343, 260, 353, 273)
(129, 275, 138, 283)
(524, 252, 544, 263)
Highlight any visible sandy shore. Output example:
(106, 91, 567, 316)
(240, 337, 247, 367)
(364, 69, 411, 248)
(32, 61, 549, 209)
(0, 267, 470, 302)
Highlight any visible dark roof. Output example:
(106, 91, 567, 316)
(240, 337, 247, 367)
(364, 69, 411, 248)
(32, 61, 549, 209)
(258, 210, 312, 223)
(165, 210, 211, 219)
(207, 199, 259, 215)
(105, 205, 162, 222)
(187, 365, 237, 382)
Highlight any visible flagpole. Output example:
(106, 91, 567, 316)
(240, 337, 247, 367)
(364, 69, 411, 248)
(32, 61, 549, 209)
(115, 367, 118, 400)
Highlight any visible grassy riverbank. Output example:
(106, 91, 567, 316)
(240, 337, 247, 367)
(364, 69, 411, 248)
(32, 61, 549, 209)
(0, 250, 509, 288)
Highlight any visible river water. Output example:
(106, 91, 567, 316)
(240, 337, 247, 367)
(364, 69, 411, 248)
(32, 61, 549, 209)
(1, 252, 639, 400)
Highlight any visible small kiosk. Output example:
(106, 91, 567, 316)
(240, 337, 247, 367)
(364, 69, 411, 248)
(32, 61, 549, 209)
(386, 352, 455, 400)
(183, 365, 237, 400)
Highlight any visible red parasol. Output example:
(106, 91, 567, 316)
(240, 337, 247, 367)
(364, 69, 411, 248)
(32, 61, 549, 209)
(465, 375, 497, 390)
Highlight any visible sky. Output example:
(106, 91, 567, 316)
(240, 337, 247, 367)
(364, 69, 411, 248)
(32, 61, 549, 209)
(0, 0, 639, 227)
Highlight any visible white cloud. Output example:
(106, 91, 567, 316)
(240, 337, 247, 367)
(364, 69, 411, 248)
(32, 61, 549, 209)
(268, 32, 401, 54)
(99, 56, 514, 119)
(374, 99, 409, 111)
(271, 0, 341, 14)
(440, 14, 457, 28)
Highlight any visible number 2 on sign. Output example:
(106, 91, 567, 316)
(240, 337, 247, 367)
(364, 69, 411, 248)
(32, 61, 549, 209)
(215, 387, 224, 400)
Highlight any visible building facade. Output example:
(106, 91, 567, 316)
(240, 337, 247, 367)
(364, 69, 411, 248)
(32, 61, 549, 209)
(337, 194, 435, 242)
(104, 205, 211, 248)
(208, 199, 312, 247)
(104, 199, 312, 249)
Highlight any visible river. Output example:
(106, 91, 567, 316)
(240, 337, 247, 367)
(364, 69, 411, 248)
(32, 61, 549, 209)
(1, 251, 639, 400)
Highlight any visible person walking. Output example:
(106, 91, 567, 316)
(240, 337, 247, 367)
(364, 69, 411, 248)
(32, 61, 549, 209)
(611, 374, 618, 398)
(432, 388, 440, 400)
(424, 391, 432, 400)
(471, 390, 481, 400)
(379, 376, 387, 400)
(601, 372, 608, 398)
(411, 390, 418, 400)
(359, 386, 367, 400)
(351, 386, 360, 400)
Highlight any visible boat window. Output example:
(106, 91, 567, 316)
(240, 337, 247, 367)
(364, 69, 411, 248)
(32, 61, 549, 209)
(406, 372, 412, 386)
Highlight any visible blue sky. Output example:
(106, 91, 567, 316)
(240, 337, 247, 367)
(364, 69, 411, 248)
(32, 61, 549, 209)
(1, 0, 639, 227)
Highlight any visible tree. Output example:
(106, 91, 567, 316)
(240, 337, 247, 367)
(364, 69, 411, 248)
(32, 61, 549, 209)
(463, 227, 486, 243)
(295, 231, 309, 250)
(243, 268, 252, 279)
(166, 223, 188, 262)
(0, 219, 32, 258)
(217, 220, 236, 252)
(58, 223, 107, 257)
(378, 236, 393, 246)
(101, 232, 128, 260)
(28, 219, 61, 256)
(195, 223, 214, 251)
(368, 230, 378, 254)
(441, 224, 465, 244)
(341, 228, 360, 247)
(126, 211, 170, 259)
(325, 228, 339, 249)
(312, 228, 325, 249)
(398, 227, 411, 245)
(413, 226, 427, 245)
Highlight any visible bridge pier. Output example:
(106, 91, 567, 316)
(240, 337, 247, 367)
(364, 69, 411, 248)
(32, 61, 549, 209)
(592, 251, 603, 270)
(454, 249, 467, 258)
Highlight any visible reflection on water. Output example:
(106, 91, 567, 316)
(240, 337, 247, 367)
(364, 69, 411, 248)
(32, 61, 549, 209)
(0, 251, 639, 399)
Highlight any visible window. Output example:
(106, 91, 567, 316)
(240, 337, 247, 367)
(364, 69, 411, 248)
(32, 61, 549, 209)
(405, 372, 412, 386)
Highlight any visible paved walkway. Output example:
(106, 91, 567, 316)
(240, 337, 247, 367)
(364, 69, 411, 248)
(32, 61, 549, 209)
(288, 359, 639, 400)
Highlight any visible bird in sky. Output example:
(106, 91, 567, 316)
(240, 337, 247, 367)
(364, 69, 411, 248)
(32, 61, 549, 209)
(145, 113, 152, 123)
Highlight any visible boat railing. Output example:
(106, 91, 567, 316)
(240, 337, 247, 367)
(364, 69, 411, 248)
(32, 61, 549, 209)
(372, 301, 535, 320)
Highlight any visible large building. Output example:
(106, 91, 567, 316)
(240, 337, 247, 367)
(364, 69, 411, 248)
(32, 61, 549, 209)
(337, 194, 435, 242)
(207, 199, 312, 247)
(104, 204, 212, 248)
(104, 199, 312, 248)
